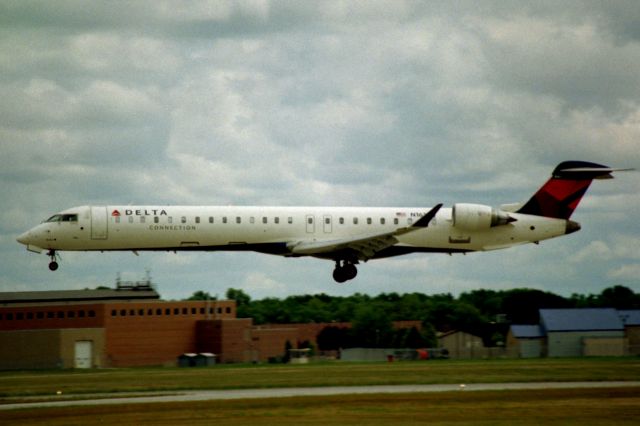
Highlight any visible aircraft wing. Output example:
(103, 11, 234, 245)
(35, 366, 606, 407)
(288, 204, 442, 260)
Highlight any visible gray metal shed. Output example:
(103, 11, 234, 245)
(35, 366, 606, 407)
(540, 309, 624, 357)
(510, 325, 544, 358)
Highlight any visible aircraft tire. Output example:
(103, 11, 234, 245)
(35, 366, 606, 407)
(333, 267, 348, 283)
(49, 261, 59, 271)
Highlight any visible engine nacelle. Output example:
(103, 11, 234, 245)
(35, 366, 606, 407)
(452, 203, 514, 230)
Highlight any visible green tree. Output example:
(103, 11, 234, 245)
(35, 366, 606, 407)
(225, 288, 251, 318)
(598, 285, 638, 309)
(351, 304, 394, 347)
(186, 290, 216, 301)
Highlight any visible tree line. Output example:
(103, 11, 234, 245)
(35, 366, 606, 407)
(187, 285, 639, 349)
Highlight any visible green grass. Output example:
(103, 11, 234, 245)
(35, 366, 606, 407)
(0, 357, 638, 398)
(2, 388, 640, 425)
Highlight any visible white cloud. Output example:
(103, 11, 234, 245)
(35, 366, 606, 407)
(2, 2, 640, 299)
(569, 240, 613, 263)
(608, 264, 640, 281)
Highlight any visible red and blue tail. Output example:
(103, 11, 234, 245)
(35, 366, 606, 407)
(516, 161, 619, 219)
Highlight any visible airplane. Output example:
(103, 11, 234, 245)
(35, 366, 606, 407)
(16, 161, 631, 283)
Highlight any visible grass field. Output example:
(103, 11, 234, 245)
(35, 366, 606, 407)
(1, 358, 639, 425)
(0, 357, 638, 398)
(2, 388, 640, 425)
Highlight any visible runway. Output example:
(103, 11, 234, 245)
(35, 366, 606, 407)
(2, 381, 639, 411)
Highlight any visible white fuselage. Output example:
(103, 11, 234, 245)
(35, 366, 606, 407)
(18, 205, 570, 257)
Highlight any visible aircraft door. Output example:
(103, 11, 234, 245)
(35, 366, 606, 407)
(323, 215, 332, 233)
(90, 206, 108, 240)
(306, 215, 315, 233)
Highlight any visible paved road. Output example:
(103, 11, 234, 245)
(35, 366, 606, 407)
(2, 381, 639, 411)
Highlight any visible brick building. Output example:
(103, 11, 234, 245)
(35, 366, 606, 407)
(0, 286, 425, 369)
(0, 287, 238, 369)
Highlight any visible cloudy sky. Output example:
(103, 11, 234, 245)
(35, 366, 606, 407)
(1, 1, 638, 301)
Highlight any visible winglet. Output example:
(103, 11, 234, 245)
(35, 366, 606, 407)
(412, 204, 443, 228)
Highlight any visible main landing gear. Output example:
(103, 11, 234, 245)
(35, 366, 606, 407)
(47, 249, 59, 271)
(333, 260, 358, 283)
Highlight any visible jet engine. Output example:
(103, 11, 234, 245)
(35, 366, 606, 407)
(452, 203, 515, 230)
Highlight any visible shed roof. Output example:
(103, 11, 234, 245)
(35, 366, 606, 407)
(618, 310, 640, 326)
(540, 308, 623, 332)
(510, 325, 544, 338)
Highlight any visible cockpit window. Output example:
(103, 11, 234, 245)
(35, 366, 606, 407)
(45, 214, 78, 223)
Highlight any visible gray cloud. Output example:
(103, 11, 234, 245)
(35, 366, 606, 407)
(1, 1, 638, 299)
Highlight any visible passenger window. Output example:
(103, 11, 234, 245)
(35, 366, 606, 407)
(353, 218, 358, 225)
(115, 216, 121, 224)
(339, 217, 344, 225)
(367, 218, 372, 225)
(236, 217, 241, 224)
(250, 217, 255, 224)
(195, 217, 200, 224)
(181, 217, 187, 224)
(154, 217, 159, 223)
(381, 218, 386, 225)
(209, 217, 214, 223)
(168, 217, 173, 224)
(394, 218, 399, 225)
(325, 217, 330, 224)
(263, 217, 268, 224)
(288, 217, 293, 224)
(307, 217, 313, 225)
(129, 216, 134, 223)
(223, 217, 228, 224)
(140, 216, 146, 224)
(274, 217, 279, 224)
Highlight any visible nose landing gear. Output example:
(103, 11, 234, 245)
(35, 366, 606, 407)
(47, 250, 59, 271)
(333, 260, 358, 283)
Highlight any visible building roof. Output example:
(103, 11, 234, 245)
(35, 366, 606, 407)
(0, 288, 160, 305)
(540, 308, 623, 332)
(510, 325, 544, 338)
(618, 310, 640, 326)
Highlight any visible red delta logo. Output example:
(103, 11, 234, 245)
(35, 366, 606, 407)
(111, 210, 121, 217)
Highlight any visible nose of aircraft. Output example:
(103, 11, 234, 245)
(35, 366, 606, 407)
(17, 231, 31, 245)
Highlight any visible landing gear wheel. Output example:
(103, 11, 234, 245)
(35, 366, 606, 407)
(333, 261, 358, 283)
(47, 250, 59, 272)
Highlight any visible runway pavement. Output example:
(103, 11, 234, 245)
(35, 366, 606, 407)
(2, 381, 639, 411)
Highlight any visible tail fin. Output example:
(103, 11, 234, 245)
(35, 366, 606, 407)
(517, 161, 619, 219)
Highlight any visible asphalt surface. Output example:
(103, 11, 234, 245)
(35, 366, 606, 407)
(2, 381, 639, 411)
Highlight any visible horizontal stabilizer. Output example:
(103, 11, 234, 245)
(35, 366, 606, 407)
(552, 161, 633, 180)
